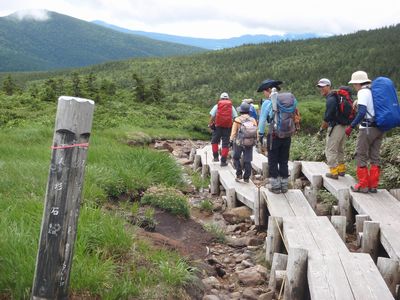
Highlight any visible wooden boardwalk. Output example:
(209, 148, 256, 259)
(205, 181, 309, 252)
(194, 146, 397, 299)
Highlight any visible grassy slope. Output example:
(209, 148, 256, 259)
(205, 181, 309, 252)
(0, 125, 194, 299)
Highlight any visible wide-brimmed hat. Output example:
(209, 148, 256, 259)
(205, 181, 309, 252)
(257, 79, 282, 92)
(348, 71, 371, 84)
(243, 98, 254, 104)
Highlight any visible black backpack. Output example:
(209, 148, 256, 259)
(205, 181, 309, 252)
(335, 86, 355, 125)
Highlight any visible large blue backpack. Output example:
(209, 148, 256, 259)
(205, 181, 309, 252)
(371, 77, 400, 132)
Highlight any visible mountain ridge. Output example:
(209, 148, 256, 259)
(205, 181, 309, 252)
(92, 20, 319, 50)
(0, 11, 205, 72)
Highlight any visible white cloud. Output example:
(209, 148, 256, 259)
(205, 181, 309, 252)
(12, 9, 50, 21)
(0, 0, 399, 38)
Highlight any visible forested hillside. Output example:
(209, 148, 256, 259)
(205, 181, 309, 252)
(0, 11, 205, 72)
(2, 24, 399, 102)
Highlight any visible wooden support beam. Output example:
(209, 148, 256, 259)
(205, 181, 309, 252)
(193, 154, 201, 170)
(338, 189, 353, 232)
(32, 96, 95, 300)
(210, 170, 219, 195)
(303, 186, 317, 211)
(331, 216, 346, 242)
(290, 161, 302, 184)
(275, 270, 286, 292)
(201, 164, 209, 178)
(356, 214, 370, 233)
(362, 221, 380, 263)
(266, 217, 283, 263)
(188, 147, 196, 163)
(268, 253, 288, 291)
(377, 257, 400, 296)
(262, 161, 269, 179)
(226, 187, 237, 209)
(284, 248, 308, 300)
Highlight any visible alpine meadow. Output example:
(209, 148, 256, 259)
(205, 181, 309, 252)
(1, 20, 400, 299)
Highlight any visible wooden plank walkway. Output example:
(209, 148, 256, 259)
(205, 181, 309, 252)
(262, 189, 316, 217)
(351, 190, 400, 261)
(283, 216, 394, 300)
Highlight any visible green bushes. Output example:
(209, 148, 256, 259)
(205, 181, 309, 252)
(141, 186, 191, 218)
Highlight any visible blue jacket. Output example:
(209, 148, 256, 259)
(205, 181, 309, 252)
(258, 99, 272, 135)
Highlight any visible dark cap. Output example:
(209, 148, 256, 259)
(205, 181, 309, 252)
(257, 79, 283, 92)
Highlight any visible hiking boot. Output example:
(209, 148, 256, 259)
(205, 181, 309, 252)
(220, 161, 228, 167)
(235, 174, 243, 182)
(213, 157, 219, 162)
(338, 163, 346, 177)
(351, 166, 369, 193)
(269, 177, 281, 194)
(281, 177, 289, 193)
(243, 178, 249, 183)
(368, 164, 380, 193)
(326, 167, 339, 180)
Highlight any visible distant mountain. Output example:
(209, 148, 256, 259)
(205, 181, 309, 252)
(92, 20, 319, 50)
(0, 10, 205, 72)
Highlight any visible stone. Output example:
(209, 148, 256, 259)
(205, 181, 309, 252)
(177, 158, 192, 165)
(203, 294, 220, 300)
(222, 207, 252, 224)
(202, 276, 221, 290)
(246, 237, 264, 246)
(226, 236, 248, 248)
(258, 290, 274, 300)
(242, 288, 258, 300)
(226, 224, 241, 233)
(229, 292, 242, 300)
(241, 259, 254, 268)
(237, 269, 263, 286)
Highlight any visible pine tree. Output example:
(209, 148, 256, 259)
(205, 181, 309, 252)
(2, 75, 17, 96)
(132, 73, 146, 102)
(71, 72, 81, 97)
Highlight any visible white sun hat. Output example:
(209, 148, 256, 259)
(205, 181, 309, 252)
(348, 71, 371, 84)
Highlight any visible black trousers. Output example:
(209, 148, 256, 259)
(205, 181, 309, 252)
(267, 135, 291, 178)
(233, 144, 253, 179)
(211, 127, 231, 148)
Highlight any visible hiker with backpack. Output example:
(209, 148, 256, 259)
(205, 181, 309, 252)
(209, 92, 238, 166)
(345, 71, 400, 193)
(316, 78, 354, 179)
(229, 102, 258, 183)
(242, 98, 258, 121)
(258, 79, 298, 194)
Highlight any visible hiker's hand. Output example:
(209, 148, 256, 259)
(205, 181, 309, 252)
(208, 123, 216, 130)
(345, 126, 353, 137)
(258, 133, 264, 144)
(229, 140, 233, 148)
(316, 128, 324, 140)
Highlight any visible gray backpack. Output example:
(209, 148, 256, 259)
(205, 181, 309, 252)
(237, 117, 257, 146)
(270, 93, 297, 138)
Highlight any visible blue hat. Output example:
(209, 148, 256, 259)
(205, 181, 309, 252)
(257, 79, 282, 92)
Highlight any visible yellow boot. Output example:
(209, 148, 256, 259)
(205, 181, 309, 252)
(337, 164, 346, 177)
(326, 166, 339, 180)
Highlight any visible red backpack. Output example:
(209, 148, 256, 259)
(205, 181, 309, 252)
(215, 100, 233, 128)
(335, 87, 355, 125)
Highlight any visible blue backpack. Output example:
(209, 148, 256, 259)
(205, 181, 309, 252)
(371, 77, 400, 132)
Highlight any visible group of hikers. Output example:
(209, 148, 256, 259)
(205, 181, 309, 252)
(208, 70, 400, 194)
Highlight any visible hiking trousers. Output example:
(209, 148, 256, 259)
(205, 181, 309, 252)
(356, 127, 384, 167)
(233, 144, 253, 179)
(267, 135, 291, 178)
(211, 127, 231, 148)
(325, 125, 346, 168)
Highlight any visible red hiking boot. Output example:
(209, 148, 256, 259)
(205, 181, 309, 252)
(351, 166, 369, 193)
(369, 165, 380, 193)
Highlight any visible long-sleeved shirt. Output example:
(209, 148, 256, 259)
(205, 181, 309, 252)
(230, 114, 258, 141)
(258, 99, 272, 135)
(324, 91, 339, 127)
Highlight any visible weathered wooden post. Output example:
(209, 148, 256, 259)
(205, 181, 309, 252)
(362, 221, 380, 263)
(284, 247, 308, 300)
(32, 96, 95, 300)
(210, 170, 219, 195)
(331, 216, 346, 242)
(265, 216, 283, 263)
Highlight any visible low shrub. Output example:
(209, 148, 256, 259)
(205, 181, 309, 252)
(141, 186, 190, 218)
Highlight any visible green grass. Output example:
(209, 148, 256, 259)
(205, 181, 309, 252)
(199, 199, 214, 213)
(0, 125, 194, 299)
(141, 186, 191, 218)
(203, 223, 225, 243)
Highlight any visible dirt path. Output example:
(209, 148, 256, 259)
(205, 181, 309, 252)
(147, 140, 274, 300)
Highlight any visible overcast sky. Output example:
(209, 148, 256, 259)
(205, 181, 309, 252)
(1, 0, 400, 38)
